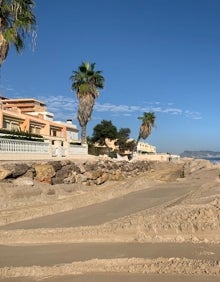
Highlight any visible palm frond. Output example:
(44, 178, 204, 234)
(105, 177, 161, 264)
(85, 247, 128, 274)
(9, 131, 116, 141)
(0, 0, 36, 56)
(137, 112, 156, 141)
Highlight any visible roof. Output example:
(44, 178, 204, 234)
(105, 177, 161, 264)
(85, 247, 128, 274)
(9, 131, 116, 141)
(2, 98, 46, 106)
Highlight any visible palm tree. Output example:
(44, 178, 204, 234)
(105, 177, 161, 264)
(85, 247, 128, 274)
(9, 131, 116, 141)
(70, 62, 104, 144)
(0, 0, 36, 67)
(134, 112, 156, 154)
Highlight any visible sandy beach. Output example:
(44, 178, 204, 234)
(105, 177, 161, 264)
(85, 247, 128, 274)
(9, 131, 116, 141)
(0, 158, 220, 281)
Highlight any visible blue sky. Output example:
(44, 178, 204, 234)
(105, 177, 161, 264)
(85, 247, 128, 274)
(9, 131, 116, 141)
(0, 0, 220, 154)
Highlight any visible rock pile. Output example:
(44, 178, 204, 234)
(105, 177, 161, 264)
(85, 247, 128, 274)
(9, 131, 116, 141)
(0, 157, 215, 187)
(0, 159, 182, 186)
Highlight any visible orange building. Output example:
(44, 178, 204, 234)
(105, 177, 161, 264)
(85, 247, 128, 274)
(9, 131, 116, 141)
(0, 97, 79, 143)
(1, 98, 46, 113)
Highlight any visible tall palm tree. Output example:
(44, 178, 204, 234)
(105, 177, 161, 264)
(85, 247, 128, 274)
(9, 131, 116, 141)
(134, 112, 156, 154)
(70, 62, 104, 144)
(0, 0, 36, 67)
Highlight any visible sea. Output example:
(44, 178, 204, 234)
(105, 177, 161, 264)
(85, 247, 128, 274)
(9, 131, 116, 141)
(200, 157, 220, 164)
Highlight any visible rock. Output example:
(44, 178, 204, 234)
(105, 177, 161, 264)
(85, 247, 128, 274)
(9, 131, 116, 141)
(63, 174, 77, 184)
(52, 163, 80, 185)
(0, 158, 188, 186)
(22, 169, 35, 181)
(0, 163, 30, 180)
(34, 164, 56, 184)
(11, 163, 30, 178)
(84, 169, 103, 180)
(78, 174, 88, 183)
(95, 172, 109, 185)
(109, 171, 124, 181)
(13, 176, 34, 186)
(78, 163, 86, 173)
(60, 159, 71, 166)
(49, 161, 62, 172)
(0, 167, 11, 180)
(2, 163, 30, 178)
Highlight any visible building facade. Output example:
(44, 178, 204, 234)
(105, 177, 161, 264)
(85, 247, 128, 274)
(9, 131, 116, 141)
(136, 141, 156, 154)
(0, 97, 80, 149)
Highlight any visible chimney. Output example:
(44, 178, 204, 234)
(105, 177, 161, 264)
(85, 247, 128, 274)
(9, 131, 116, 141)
(66, 119, 72, 124)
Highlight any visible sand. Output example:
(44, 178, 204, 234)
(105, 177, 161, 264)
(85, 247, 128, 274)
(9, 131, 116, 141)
(0, 159, 220, 281)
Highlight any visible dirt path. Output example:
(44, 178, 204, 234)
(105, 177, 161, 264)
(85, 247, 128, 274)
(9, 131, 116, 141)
(1, 274, 220, 282)
(1, 180, 195, 230)
(0, 242, 220, 267)
(0, 164, 220, 281)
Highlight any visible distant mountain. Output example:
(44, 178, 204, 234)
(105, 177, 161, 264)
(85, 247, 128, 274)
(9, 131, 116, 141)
(180, 150, 220, 158)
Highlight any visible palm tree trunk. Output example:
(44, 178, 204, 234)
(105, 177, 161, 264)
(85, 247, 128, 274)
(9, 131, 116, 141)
(81, 125, 87, 144)
(132, 135, 140, 158)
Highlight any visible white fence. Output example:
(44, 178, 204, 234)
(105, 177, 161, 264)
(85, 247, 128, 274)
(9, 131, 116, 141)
(0, 138, 49, 154)
(69, 144, 87, 155)
(0, 138, 88, 160)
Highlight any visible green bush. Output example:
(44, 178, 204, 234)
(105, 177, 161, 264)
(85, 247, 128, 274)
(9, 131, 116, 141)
(108, 151, 117, 158)
(0, 129, 44, 142)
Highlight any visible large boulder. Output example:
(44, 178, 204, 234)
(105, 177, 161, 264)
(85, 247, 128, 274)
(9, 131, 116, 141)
(34, 164, 56, 184)
(52, 163, 80, 185)
(0, 163, 30, 180)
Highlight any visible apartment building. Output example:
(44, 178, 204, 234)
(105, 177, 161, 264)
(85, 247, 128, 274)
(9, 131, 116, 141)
(0, 97, 79, 143)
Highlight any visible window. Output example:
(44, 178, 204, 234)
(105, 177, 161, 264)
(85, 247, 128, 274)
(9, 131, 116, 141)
(30, 125, 41, 134)
(51, 130, 57, 137)
(3, 120, 10, 129)
(50, 128, 61, 137)
(11, 123, 19, 130)
(3, 119, 19, 130)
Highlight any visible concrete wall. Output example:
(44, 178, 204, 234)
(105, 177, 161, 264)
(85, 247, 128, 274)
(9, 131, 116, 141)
(134, 153, 180, 162)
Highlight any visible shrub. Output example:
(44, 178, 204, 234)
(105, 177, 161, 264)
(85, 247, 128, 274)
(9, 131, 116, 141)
(0, 129, 44, 142)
